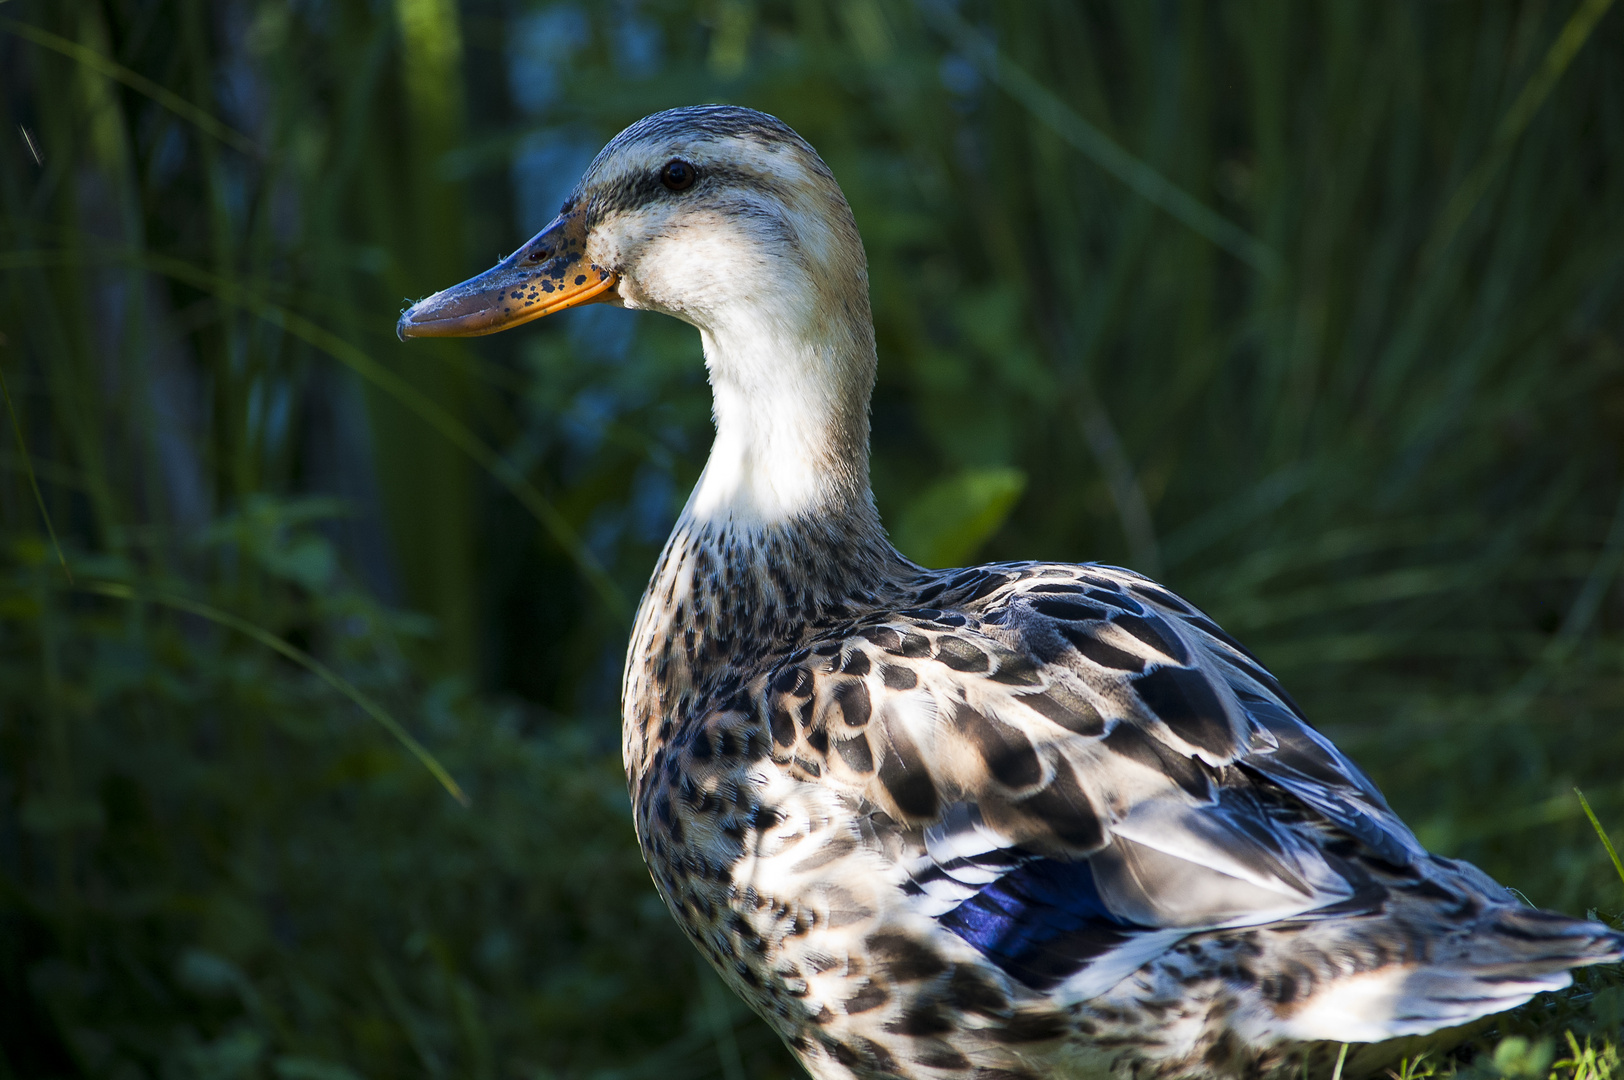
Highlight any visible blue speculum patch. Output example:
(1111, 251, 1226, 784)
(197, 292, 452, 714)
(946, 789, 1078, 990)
(937, 857, 1150, 990)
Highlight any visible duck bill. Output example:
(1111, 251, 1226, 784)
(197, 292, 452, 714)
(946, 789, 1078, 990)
(396, 209, 617, 340)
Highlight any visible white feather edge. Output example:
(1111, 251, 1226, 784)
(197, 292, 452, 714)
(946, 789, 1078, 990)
(1238, 966, 1574, 1043)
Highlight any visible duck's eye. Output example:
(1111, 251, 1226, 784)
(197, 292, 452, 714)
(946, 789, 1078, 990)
(660, 159, 696, 192)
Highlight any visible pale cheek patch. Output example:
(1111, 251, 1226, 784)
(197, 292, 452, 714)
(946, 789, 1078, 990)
(612, 209, 803, 331)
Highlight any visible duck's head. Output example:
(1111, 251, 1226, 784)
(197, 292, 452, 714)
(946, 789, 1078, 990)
(399, 105, 880, 527)
(397, 105, 867, 343)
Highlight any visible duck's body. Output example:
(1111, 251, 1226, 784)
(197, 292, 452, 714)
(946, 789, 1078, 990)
(399, 106, 1623, 1080)
(621, 510, 1608, 1080)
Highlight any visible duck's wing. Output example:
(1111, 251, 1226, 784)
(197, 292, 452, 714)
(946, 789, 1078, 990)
(764, 563, 1432, 1003)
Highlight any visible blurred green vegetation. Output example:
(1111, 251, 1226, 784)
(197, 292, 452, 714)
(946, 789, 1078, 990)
(3, 1, 1624, 1078)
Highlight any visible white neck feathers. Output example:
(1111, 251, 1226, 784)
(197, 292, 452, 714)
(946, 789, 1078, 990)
(670, 217, 879, 531)
(684, 310, 874, 527)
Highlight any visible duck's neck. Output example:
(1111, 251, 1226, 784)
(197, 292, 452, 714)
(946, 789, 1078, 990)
(683, 300, 879, 531)
(620, 300, 902, 691)
(668, 297, 908, 611)
(621, 298, 913, 779)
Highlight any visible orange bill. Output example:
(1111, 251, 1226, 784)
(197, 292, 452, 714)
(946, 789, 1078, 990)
(396, 208, 617, 340)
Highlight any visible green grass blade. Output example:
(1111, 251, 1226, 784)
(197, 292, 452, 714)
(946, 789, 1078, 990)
(0, 347, 71, 582)
(0, 249, 630, 619)
(250, 304, 630, 620)
(919, 1, 1282, 277)
(1424, 0, 1617, 263)
(1575, 788, 1624, 890)
(1494, 0, 1618, 145)
(234, 287, 631, 619)
(0, 16, 263, 158)
(80, 580, 470, 807)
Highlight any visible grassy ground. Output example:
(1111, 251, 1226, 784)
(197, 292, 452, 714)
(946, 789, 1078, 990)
(2, 2, 1623, 1078)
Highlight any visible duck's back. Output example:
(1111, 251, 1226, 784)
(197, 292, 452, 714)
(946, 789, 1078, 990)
(623, 536, 1622, 1080)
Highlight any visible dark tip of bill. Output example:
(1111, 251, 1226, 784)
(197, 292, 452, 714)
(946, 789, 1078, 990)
(396, 309, 413, 342)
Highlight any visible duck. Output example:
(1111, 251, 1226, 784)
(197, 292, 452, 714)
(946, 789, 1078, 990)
(397, 105, 1622, 1080)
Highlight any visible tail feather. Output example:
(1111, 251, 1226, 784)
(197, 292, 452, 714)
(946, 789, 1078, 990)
(1268, 908, 1622, 1045)
(1462, 907, 1624, 973)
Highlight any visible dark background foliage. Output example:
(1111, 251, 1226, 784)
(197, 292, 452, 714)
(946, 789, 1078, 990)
(3, 2, 1624, 1078)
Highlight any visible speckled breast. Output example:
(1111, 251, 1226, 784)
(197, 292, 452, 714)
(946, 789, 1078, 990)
(630, 667, 886, 1038)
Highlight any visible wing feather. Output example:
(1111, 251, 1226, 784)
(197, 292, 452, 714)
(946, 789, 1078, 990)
(763, 562, 1424, 997)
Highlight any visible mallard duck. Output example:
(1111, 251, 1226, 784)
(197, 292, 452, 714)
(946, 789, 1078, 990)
(398, 106, 1621, 1080)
